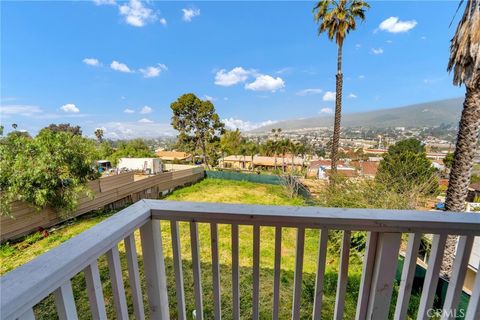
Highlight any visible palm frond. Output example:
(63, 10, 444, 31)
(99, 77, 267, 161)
(448, 0, 480, 87)
(313, 0, 370, 45)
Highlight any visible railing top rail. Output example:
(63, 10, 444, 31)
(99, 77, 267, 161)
(2, 199, 479, 319)
(148, 200, 480, 235)
(0, 200, 151, 320)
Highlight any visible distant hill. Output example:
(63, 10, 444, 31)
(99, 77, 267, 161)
(252, 98, 463, 132)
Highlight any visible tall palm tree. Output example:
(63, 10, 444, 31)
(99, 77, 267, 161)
(442, 0, 479, 278)
(279, 139, 290, 172)
(445, 0, 480, 212)
(247, 142, 258, 171)
(313, 0, 370, 173)
(94, 128, 104, 143)
(288, 140, 299, 173)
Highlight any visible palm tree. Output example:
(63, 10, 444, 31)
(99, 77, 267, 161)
(264, 140, 279, 171)
(279, 139, 290, 172)
(247, 142, 258, 171)
(288, 141, 299, 173)
(313, 0, 370, 173)
(445, 0, 480, 212)
(11, 123, 17, 130)
(94, 128, 104, 143)
(442, 0, 480, 279)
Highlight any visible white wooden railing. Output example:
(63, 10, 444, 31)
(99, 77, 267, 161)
(1, 200, 480, 320)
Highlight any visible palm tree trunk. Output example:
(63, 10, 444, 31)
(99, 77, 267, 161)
(331, 41, 344, 174)
(445, 87, 480, 211)
(442, 87, 480, 278)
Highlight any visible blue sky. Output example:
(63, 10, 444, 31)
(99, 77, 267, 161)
(1, 0, 465, 138)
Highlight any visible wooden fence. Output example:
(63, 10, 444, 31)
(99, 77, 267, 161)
(0, 167, 204, 241)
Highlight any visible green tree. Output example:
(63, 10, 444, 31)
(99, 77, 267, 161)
(313, 0, 370, 173)
(246, 141, 259, 171)
(110, 139, 155, 165)
(43, 123, 82, 136)
(443, 152, 454, 169)
(445, 0, 480, 211)
(387, 138, 425, 155)
(220, 129, 243, 156)
(376, 139, 438, 195)
(94, 128, 104, 143)
(170, 93, 225, 168)
(0, 129, 99, 216)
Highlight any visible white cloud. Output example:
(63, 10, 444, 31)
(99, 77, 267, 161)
(140, 106, 153, 114)
(138, 118, 153, 123)
(214, 67, 251, 86)
(60, 103, 80, 113)
(83, 58, 101, 67)
(222, 118, 277, 131)
(124, 108, 135, 113)
(159, 18, 167, 25)
(379, 17, 417, 33)
(319, 108, 333, 115)
(245, 75, 285, 92)
(97, 121, 175, 139)
(110, 60, 132, 73)
(203, 95, 215, 101)
(119, 0, 156, 27)
(93, 0, 116, 5)
(386, 40, 393, 44)
(0, 105, 42, 116)
(323, 91, 336, 101)
(355, 44, 361, 49)
(421, 36, 427, 40)
(348, 93, 358, 99)
(182, 8, 200, 22)
(296, 88, 322, 96)
(358, 75, 366, 80)
(139, 64, 167, 78)
(371, 48, 384, 55)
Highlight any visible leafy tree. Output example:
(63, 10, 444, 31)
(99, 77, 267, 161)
(443, 152, 454, 169)
(313, 0, 370, 173)
(376, 139, 438, 195)
(445, 0, 480, 211)
(0, 129, 99, 216)
(170, 93, 225, 168)
(220, 129, 243, 156)
(0, 125, 4, 136)
(387, 138, 425, 155)
(11, 123, 17, 130)
(97, 141, 114, 160)
(42, 123, 82, 135)
(109, 139, 155, 165)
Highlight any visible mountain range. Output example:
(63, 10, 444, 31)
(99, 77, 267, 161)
(252, 98, 463, 132)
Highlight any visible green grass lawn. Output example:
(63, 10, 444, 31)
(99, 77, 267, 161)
(1, 178, 414, 319)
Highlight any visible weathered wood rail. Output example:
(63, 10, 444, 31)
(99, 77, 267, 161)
(0, 167, 204, 241)
(1, 200, 479, 320)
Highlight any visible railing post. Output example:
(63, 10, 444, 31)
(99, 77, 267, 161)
(54, 281, 78, 320)
(84, 260, 108, 320)
(394, 233, 422, 320)
(366, 232, 402, 320)
(334, 230, 351, 320)
(356, 232, 379, 320)
(140, 220, 170, 320)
